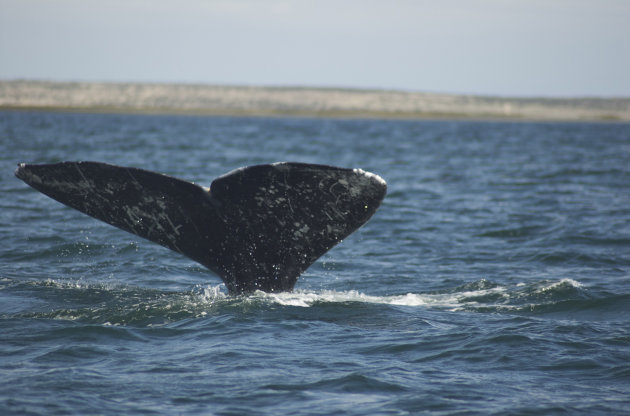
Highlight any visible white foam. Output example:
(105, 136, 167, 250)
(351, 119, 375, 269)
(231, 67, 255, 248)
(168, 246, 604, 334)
(254, 286, 509, 310)
(541, 278, 582, 290)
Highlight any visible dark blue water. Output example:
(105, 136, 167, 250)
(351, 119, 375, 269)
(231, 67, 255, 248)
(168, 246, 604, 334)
(1, 111, 629, 415)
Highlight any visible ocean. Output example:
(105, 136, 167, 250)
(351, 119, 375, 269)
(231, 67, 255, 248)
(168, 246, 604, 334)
(1, 111, 629, 415)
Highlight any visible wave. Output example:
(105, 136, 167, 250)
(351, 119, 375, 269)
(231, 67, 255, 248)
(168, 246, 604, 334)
(260, 278, 610, 313)
(3, 276, 626, 326)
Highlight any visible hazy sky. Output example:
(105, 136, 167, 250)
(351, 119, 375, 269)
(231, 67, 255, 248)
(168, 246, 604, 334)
(1, 0, 629, 97)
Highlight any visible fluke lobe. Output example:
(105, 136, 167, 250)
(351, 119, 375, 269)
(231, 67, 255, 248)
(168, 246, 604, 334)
(15, 161, 386, 294)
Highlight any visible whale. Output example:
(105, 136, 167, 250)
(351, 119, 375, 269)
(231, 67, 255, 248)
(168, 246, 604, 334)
(15, 161, 386, 294)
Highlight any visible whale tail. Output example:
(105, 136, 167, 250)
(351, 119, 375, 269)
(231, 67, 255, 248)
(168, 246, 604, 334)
(15, 161, 386, 294)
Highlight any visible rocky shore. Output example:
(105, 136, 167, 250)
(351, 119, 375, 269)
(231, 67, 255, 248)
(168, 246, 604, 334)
(1, 80, 629, 121)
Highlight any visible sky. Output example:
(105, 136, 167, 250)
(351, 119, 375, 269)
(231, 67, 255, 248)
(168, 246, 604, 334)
(1, 0, 629, 97)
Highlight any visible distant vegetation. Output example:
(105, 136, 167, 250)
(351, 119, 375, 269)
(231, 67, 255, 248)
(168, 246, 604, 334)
(1, 80, 629, 121)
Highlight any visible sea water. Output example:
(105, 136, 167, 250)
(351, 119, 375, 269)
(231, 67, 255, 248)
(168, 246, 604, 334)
(1, 111, 629, 415)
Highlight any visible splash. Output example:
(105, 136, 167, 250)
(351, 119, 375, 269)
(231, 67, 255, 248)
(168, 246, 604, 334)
(2, 277, 590, 325)
(257, 285, 509, 309)
(251, 278, 588, 313)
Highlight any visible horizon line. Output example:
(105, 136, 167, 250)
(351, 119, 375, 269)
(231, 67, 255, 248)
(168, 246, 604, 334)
(3, 78, 629, 101)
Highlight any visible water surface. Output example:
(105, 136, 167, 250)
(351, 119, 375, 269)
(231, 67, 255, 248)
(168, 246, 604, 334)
(1, 111, 629, 415)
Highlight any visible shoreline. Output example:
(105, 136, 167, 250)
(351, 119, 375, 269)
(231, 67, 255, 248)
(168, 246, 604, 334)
(3, 105, 627, 124)
(2, 80, 629, 122)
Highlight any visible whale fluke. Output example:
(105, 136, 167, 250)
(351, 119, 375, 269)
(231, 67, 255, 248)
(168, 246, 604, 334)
(15, 161, 386, 294)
